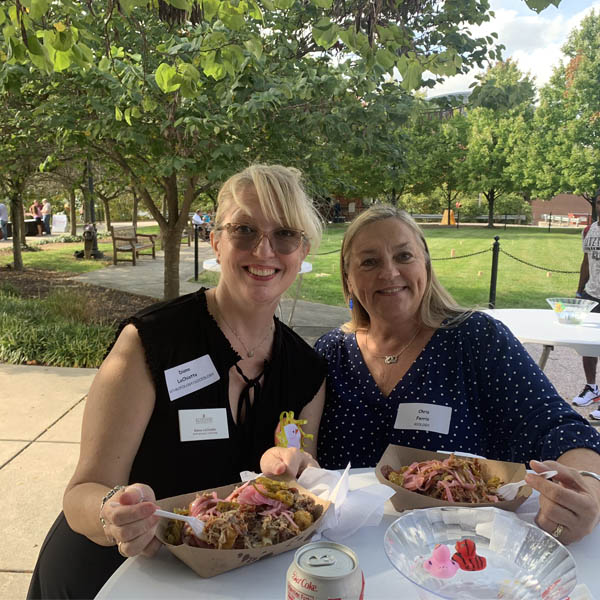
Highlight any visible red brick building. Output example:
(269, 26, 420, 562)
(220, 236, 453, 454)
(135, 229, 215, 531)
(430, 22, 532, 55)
(531, 194, 593, 226)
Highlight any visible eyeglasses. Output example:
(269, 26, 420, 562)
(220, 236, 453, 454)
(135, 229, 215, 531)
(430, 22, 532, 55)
(217, 222, 305, 255)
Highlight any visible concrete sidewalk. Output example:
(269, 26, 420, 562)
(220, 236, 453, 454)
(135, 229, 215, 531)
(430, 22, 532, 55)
(1, 242, 599, 599)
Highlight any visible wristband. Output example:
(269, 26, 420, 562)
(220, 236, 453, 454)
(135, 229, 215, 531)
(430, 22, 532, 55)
(575, 292, 583, 298)
(99, 485, 126, 531)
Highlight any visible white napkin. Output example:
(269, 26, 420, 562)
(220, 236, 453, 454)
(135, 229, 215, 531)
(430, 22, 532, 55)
(299, 464, 395, 541)
(239, 464, 394, 541)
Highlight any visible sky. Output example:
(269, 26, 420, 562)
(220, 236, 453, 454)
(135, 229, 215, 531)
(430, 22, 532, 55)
(427, 0, 600, 98)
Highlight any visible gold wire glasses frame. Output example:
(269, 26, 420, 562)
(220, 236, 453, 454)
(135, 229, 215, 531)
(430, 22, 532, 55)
(217, 222, 306, 255)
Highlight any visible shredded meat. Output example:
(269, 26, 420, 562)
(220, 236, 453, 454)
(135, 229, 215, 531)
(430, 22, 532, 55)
(167, 477, 322, 549)
(382, 455, 503, 503)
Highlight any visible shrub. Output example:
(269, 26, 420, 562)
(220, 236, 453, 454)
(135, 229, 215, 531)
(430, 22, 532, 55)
(0, 292, 115, 367)
(0, 282, 20, 297)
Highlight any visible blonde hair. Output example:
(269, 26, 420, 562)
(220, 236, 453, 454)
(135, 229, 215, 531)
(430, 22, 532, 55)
(214, 164, 322, 250)
(340, 205, 471, 332)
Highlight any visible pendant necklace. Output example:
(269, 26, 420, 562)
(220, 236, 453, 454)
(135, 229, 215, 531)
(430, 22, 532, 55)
(365, 326, 421, 365)
(214, 302, 274, 358)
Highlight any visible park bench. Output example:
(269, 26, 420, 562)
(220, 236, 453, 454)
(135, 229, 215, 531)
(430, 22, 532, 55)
(411, 214, 443, 222)
(110, 225, 156, 266)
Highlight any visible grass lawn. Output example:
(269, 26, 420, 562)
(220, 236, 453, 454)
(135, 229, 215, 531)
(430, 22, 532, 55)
(1, 224, 585, 310)
(301, 224, 583, 309)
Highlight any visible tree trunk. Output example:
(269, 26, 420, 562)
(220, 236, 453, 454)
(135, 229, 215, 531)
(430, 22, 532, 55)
(162, 227, 182, 300)
(10, 195, 24, 271)
(102, 197, 112, 232)
(132, 189, 139, 230)
(69, 188, 77, 236)
(486, 190, 495, 228)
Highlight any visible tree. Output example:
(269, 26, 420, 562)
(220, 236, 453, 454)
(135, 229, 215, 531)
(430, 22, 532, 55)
(408, 105, 469, 222)
(530, 11, 600, 220)
(463, 61, 536, 226)
(0, 0, 563, 295)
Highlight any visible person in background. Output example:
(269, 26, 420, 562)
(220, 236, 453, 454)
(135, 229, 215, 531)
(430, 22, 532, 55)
(0, 201, 8, 241)
(263, 205, 600, 545)
(29, 199, 43, 235)
(27, 164, 326, 599)
(41, 199, 52, 235)
(192, 208, 204, 226)
(572, 195, 600, 413)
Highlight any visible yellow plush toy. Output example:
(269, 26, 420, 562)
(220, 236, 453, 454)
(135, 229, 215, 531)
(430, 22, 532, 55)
(274, 411, 313, 450)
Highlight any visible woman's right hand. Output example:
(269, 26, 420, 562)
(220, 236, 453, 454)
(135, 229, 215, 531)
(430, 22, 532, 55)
(100, 484, 162, 558)
(260, 446, 319, 479)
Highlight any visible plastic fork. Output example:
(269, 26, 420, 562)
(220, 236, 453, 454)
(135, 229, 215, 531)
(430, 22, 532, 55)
(153, 508, 205, 536)
(497, 470, 558, 501)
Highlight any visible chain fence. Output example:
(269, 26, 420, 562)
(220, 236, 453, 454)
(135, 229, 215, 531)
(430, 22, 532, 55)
(499, 247, 580, 274)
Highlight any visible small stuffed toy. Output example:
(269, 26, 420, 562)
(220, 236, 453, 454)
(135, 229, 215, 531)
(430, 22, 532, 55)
(423, 544, 459, 579)
(452, 539, 487, 572)
(274, 411, 313, 450)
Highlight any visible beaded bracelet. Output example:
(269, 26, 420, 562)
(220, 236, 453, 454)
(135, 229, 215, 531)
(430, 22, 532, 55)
(99, 485, 126, 532)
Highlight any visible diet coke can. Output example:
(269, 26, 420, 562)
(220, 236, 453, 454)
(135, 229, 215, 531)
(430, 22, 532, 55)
(286, 541, 365, 600)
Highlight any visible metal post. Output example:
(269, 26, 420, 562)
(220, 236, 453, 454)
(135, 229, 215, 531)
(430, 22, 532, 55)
(86, 158, 101, 256)
(488, 236, 500, 309)
(548, 212, 552, 233)
(504, 213, 507, 230)
(194, 224, 199, 281)
(456, 209, 460, 229)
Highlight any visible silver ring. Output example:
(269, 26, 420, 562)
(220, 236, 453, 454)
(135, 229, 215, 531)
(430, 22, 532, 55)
(551, 524, 564, 539)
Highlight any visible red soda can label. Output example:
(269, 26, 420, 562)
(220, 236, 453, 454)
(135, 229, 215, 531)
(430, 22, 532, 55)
(286, 541, 364, 600)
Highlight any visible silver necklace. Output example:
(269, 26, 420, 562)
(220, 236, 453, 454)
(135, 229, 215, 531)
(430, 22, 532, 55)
(365, 326, 421, 365)
(214, 302, 273, 358)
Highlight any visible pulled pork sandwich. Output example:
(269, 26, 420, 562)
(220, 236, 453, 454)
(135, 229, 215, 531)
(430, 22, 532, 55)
(381, 454, 503, 503)
(164, 477, 323, 549)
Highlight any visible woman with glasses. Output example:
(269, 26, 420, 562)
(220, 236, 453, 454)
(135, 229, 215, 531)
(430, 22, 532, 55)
(28, 165, 327, 599)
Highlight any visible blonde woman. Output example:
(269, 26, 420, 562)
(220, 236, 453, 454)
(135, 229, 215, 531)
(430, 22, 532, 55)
(264, 205, 600, 545)
(28, 165, 326, 599)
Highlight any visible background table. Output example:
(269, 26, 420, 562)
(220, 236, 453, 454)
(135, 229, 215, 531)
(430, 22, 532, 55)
(485, 309, 600, 370)
(202, 258, 312, 327)
(96, 470, 600, 599)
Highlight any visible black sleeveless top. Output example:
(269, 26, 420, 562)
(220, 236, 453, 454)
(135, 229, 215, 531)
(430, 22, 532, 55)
(113, 289, 326, 499)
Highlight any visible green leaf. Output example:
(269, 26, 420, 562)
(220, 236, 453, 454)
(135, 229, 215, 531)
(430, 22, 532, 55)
(312, 19, 337, 50)
(311, 0, 332, 7)
(142, 96, 157, 112)
(375, 48, 396, 70)
(115, 106, 123, 121)
(29, 0, 49, 20)
(219, 9, 245, 30)
(167, 0, 192, 9)
(50, 30, 73, 52)
(274, 0, 294, 8)
(244, 37, 262, 60)
(29, 50, 52, 74)
(0, 8, 6, 26)
(261, 0, 275, 8)
(98, 56, 110, 71)
(26, 35, 44, 56)
(124, 107, 132, 126)
(131, 107, 142, 118)
(155, 62, 181, 93)
(401, 61, 422, 90)
(202, 0, 219, 20)
(53, 50, 71, 71)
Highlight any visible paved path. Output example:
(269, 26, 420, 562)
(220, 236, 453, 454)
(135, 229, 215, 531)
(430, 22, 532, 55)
(1, 236, 598, 599)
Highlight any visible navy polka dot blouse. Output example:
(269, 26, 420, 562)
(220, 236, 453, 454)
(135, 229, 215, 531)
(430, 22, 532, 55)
(315, 311, 600, 469)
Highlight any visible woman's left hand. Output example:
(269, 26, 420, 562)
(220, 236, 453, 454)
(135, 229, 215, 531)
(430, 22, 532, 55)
(526, 459, 600, 544)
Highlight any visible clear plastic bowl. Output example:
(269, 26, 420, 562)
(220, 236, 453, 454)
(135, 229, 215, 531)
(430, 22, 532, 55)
(384, 506, 577, 600)
(546, 297, 598, 325)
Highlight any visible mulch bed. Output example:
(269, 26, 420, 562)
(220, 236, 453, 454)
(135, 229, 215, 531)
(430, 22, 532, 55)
(0, 266, 155, 326)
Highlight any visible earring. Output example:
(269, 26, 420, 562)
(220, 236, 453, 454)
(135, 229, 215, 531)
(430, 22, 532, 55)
(348, 297, 353, 309)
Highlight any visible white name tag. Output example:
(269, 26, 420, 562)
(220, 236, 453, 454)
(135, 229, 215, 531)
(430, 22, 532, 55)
(394, 403, 452, 435)
(164, 355, 220, 402)
(178, 408, 229, 442)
